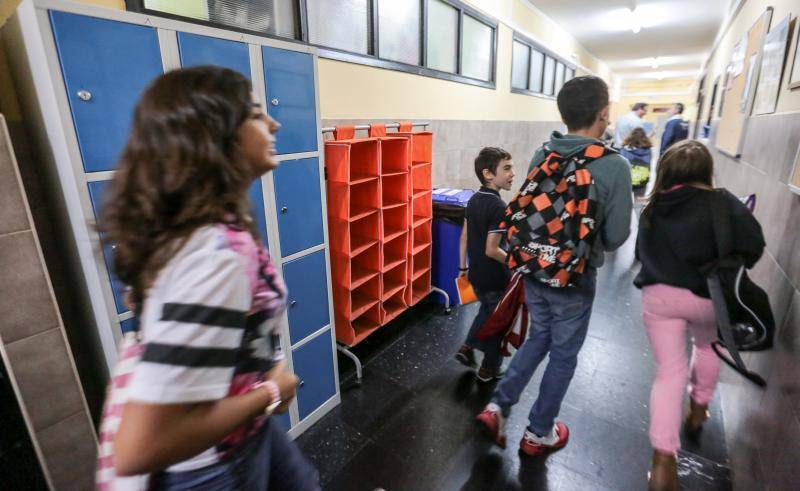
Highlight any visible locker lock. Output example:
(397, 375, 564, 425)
(298, 380, 305, 388)
(77, 90, 92, 101)
(289, 300, 297, 308)
(281, 206, 288, 214)
(271, 98, 279, 106)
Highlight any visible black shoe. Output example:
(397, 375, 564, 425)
(455, 345, 477, 368)
(476, 367, 504, 383)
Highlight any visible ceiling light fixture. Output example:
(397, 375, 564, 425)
(629, 7, 642, 34)
(651, 57, 659, 69)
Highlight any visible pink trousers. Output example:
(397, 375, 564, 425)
(642, 284, 721, 454)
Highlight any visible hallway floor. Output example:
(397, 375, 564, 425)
(297, 226, 733, 490)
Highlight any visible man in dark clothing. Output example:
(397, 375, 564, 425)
(455, 148, 515, 383)
(477, 76, 633, 456)
(659, 103, 689, 155)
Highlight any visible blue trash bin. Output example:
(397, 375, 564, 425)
(432, 188, 474, 305)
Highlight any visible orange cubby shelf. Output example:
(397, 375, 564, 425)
(411, 162, 432, 196)
(412, 247, 432, 279)
(395, 131, 432, 164)
(325, 139, 380, 183)
(336, 302, 382, 347)
(381, 173, 409, 209)
(330, 265, 381, 331)
(327, 178, 380, 224)
(330, 243, 380, 292)
(381, 289, 408, 325)
(382, 203, 409, 243)
(381, 260, 408, 302)
(410, 269, 432, 306)
(379, 136, 411, 175)
(412, 220, 432, 247)
(381, 231, 408, 273)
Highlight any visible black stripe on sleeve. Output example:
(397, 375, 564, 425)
(161, 303, 247, 329)
(142, 343, 239, 368)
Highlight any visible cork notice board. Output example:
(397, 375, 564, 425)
(716, 8, 773, 158)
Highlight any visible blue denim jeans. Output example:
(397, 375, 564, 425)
(464, 288, 504, 372)
(491, 270, 596, 436)
(150, 418, 320, 490)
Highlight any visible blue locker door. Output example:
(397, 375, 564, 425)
(262, 47, 318, 154)
(292, 332, 336, 420)
(282, 250, 330, 345)
(177, 32, 251, 80)
(177, 33, 269, 246)
(87, 181, 127, 314)
(272, 158, 324, 256)
(50, 11, 163, 172)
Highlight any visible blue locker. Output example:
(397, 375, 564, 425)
(177, 32, 251, 80)
(272, 158, 324, 256)
(292, 332, 336, 420)
(272, 411, 291, 432)
(86, 180, 127, 314)
(262, 47, 318, 155)
(50, 11, 163, 172)
(176, 32, 269, 247)
(282, 250, 330, 344)
(120, 317, 139, 334)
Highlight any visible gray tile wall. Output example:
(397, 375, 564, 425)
(0, 114, 97, 490)
(706, 112, 800, 490)
(321, 119, 565, 201)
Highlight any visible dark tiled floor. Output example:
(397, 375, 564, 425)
(297, 227, 732, 490)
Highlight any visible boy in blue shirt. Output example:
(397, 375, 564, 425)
(455, 147, 515, 382)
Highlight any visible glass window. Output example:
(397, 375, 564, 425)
(543, 55, 555, 95)
(426, 0, 458, 73)
(511, 41, 530, 89)
(554, 61, 565, 94)
(565, 67, 575, 82)
(461, 15, 493, 81)
(307, 0, 370, 54)
(144, 0, 298, 38)
(529, 49, 544, 93)
(378, 0, 421, 65)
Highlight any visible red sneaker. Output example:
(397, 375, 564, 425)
(519, 422, 569, 457)
(475, 403, 507, 448)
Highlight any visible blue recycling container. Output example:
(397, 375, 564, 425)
(432, 188, 474, 305)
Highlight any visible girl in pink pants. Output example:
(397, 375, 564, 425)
(634, 140, 765, 490)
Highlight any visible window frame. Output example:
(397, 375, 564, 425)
(510, 31, 576, 100)
(126, 0, 498, 89)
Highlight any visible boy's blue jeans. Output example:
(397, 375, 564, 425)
(491, 270, 596, 436)
(464, 287, 504, 372)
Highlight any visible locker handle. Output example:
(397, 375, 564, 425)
(77, 90, 92, 101)
(281, 206, 288, 214)
(271, 98, 279, 106)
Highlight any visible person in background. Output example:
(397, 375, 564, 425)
(659, 103, 689, 156)
(634, 140, 764, 490)
(455, 148, 515, 383)
(100, 66, 319, 490)
(477, 76, 633, 457)
(620, 127, 654, 192)
(615, 102, 648, 147)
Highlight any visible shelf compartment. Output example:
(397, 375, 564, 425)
(411, 162, 432, 196)
(350, 211, 381, 256)
(327, 178, 380, 223)
(336, 302, 381, 346)
(381, 290, 408, 325)
(410, 269, 432, 306)
(381, 262, 408, 302)
(411, 191, 432, 220)
(411, 215, 432, 228)
(325, 139, 379, 183)
(412, 247, 432, 279)
(381, 231, 408, 272)
(412, 220, 432, 248)
(381, 173, 409, 209)
(381, 203, 409, 242)
(380, 137, 411, 175)
(330, 243, 379, 292)
(395, 131, 433, 164)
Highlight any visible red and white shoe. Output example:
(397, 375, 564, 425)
(519, 422, 569, 457)
(475, 403, 507, 448)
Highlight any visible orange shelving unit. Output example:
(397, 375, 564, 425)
(324, 122, 449, 382)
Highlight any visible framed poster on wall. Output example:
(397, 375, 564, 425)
(753, 14, 792, 115)
(790, 16, 800, 89)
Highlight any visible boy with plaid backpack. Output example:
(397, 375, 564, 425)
(476, 76, 633, 455)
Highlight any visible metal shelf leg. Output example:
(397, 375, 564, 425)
(431, 286, 452, 314)
(337, 344, 363, 385)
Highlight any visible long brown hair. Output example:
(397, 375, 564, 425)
(101, 66, 256, 307)
(622, 127, 652, 149)
(641, 139, 714, 224)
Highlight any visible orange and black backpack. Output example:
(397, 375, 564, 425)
(500, 143, 616, 288)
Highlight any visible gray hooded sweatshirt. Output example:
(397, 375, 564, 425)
(528, 131, 633, 269)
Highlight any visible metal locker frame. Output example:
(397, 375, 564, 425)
(5, 0, 340, 438)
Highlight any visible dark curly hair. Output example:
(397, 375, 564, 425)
(101, 66, 257, 308)
(622, 127, 653, 149)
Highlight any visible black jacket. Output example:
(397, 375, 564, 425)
(634, 187, 765, 298)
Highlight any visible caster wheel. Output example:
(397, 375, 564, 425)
(444, 308, 452, 315)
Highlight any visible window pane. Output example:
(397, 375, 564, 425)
(529, 49, 544, 92)
(511, 41, 530, 89)
(461, 15, 493, 81)
(145, 0, 298, 38)
(307, 0, 369, 54)
(543, 56, 555, 95)
(378, 0, 421, 65)
(427, 0, 458, 73)
(554, 61, 565, 94)
(565, 67, 575, 82)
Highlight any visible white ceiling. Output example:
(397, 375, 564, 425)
(524, 0, 732, 79)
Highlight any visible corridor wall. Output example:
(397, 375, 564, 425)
(4, 0, 339, 439)
(695, 0, 800, 488)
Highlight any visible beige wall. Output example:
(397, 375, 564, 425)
(612, 78, 698, 125)
(699, 0, 800, 121)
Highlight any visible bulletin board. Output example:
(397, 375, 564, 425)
(716, 8, 773, 158)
